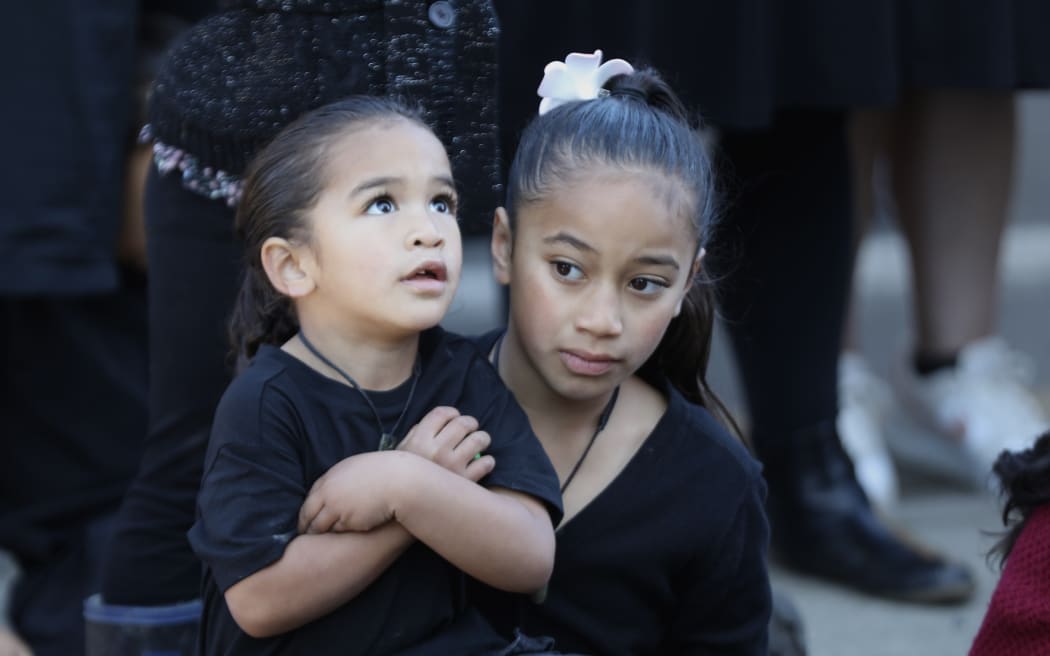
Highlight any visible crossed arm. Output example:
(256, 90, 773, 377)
(224, 407, 555, 638)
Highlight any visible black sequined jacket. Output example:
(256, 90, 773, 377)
(148, 0, 501, 232)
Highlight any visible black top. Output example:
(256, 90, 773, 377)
(472, 332, 771, 656)
(189, 327, 562, 655)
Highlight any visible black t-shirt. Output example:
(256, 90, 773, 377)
(472, 331, 771, 656)
(189, 327, 562, 656)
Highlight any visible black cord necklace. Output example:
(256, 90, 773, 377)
(298, 331, 421, 451)
(492, 335, 620, 494)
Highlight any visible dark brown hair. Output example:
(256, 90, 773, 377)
(989, 431, 1050, 567)
(228, 96, 429, 366)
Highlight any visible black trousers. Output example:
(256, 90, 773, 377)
(1, 275, 148, 655)
(101, 168, 241, 604)
(711, 110, 855, 453)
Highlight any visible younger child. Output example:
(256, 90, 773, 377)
(189, 96, 561, 655)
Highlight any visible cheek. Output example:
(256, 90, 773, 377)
(626, 302, 679, 361)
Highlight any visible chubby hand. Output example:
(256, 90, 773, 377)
(397, 406, 495, 481)
(298, 452, 403, 535)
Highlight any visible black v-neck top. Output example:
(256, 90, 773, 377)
(471, 331, 771, 655)
(189, 327, 562, 656)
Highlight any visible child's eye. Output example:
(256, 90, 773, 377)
(430, 194, 457, 215)
(365, 196, 397, 215)
(551, 261, 584, 281)
(628, 277, 669, 294)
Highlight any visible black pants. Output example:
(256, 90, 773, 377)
(711, 110, 854, 452)
(1, 274, 148, 655)
(101, 169, 241, 604)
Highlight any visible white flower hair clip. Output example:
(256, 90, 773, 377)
(536, 49, 635, 116)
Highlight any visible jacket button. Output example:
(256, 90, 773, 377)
(428, 1, 455, 29)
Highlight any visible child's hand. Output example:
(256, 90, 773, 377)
(397, 406, 495, 482)
(298, 452, 401, 534)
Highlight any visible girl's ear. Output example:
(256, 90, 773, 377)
(674, 247, 706, 317)
(491, 207, 513, 285)
(261, 237, 316, 298)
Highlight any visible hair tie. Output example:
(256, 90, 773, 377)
(536, 50, 635, 115)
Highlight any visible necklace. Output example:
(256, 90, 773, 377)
(298, 331, 421, 451)
(492, 334, 620, 494)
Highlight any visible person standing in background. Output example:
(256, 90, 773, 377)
(0, 4, 200, 654)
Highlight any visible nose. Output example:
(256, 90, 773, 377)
(575, 282, 623, 337)
(405, 207, 446, 249)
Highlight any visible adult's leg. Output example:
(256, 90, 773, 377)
(712, 110, 974, 602)
(100, 169, 241, 604)
(1, 273, 148, 654)
(890, 90, 1015, 355)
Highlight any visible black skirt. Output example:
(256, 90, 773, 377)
(496, 0, 1050, 132)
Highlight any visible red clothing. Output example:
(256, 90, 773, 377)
(970, 504, 1050, 655)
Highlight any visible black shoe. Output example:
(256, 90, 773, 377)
(759, 421, 975, 604)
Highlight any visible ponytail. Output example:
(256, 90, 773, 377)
(644, 273, 745, 443)
(228, 265, 298, 370)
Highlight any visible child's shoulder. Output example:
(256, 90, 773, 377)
(421, 326, 502, 385)
(648, 377, 762, 486)
(217, 345, 301, 413)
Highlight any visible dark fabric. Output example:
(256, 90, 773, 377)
(470, 332, 770, 656)
(0, 1, 137, 294)
(970, 505, 1050, 655)
(0, 284, 147, 655)
(191, 327, 562, 655)
(709, 110, 854, 450)
(10, 515, 118, 656)
(0, 282, 148, 565)
(100, 168, 242, 605)
(495, 0, 1050, 141)
(148, 0, 500, 233)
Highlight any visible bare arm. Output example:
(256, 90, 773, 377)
(391, 457, 556, 593)
(224, 407, 504, 638)
(303, 450, 555, 593)
(224, 520, 413, 638)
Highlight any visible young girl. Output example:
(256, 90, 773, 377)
(188, 96, 562, 655)
(480, 53, 770, 654)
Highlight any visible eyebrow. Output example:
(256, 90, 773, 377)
(349, 175, 457, 197)
(544, 232, 680, 269)
(542, 232, 595, 252)
(634, 254, 680, 270)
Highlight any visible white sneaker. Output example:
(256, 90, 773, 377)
(837, 351, 900, 511)
(891, 336, 1048, 487)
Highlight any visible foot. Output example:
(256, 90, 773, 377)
(761, 421, 975, 604)
(892, 336, 1048, 487)
(837, 352, 900, 511)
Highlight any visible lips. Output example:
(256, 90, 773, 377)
(559, 349, 619, 376)
(403, 260, 447, 282)
(401, 260, 448, 294)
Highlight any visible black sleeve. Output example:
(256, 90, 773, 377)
(667, 469, 771, 655)
(188, 377, 308, 592)
(463, 357, 564, 526)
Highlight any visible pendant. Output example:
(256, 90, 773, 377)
(378, 433, 397, 451)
